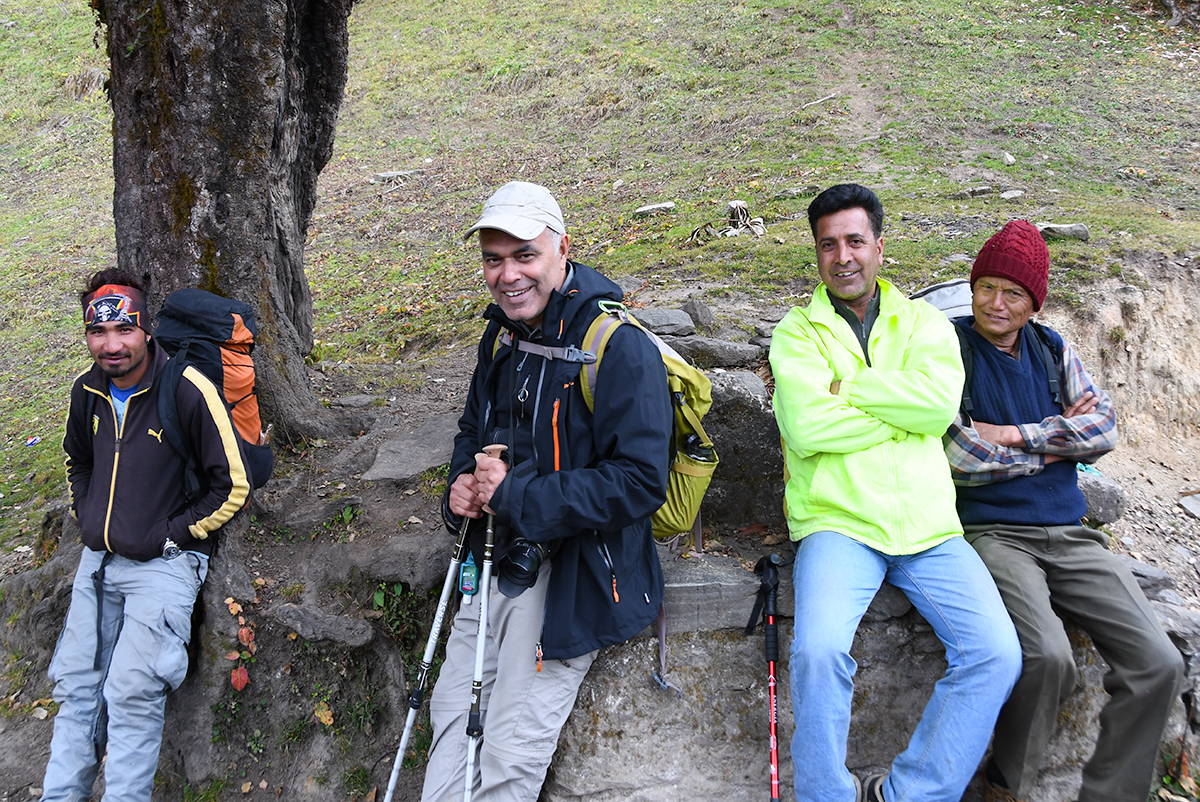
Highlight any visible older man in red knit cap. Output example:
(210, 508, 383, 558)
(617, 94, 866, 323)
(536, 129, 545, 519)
(945, 220, 1182, 802)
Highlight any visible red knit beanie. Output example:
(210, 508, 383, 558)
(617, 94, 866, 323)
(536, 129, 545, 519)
(970, 220, 1049, 311)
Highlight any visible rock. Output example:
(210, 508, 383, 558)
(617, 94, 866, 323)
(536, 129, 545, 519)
(652, 552, 760, 632)
(950, 186, 993, 199)
(749, 335, 772, 350)
(1003, 152, 1016, 165)
(1000, 189, 1025, 200)
(661, 336, 760, 368)
(772, 185, 820, 200)
(631, 308, 696, 336)
(1036, 222, 1090, 241)
(615, 274, 643, 298)
(1151, 600, 1200, 666)
(754, 321, 777, 338)
(702, 372, 785, 528)
(682, 298, 718, 331)
(1113, 554, 1175, 599)
(1077, 471, 1126, 524)
(264, 602, 375, 648)
(633, 201, 676, 217)
(331, 394, 382, 409)
(549, 580, 1122, 802)
(363, 413, 460, 482)
(939, 253, 973, 267)
(1180, 495, 1200, 521)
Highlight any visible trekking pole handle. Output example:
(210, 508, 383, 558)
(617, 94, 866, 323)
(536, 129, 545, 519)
(764, 554, 780, 663)
(475, 444, 507, 515)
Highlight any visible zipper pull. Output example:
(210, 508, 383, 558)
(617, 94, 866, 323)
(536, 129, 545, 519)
(536, 641, 543, 673)
(611, 574, 620, 604)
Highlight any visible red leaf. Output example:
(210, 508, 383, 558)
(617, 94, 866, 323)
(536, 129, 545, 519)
(231, 665, 249, 691)
(224, 650, 241, 661)
(238, 626, 255, 646)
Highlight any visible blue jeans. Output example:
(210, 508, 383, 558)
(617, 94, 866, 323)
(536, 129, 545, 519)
(789, 531, 1021, 802)
(41, 547, 208, 802)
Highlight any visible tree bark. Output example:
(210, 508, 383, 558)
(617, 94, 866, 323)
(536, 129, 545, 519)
(95, 0, 356, 439)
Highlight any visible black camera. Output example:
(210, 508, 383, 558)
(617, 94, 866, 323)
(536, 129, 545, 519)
(496, 539, 547, 598)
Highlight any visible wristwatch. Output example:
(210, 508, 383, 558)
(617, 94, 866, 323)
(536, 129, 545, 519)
(162, 538, 181, 560)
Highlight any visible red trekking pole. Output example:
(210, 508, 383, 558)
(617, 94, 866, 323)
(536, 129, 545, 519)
(746, 552, 789, 802)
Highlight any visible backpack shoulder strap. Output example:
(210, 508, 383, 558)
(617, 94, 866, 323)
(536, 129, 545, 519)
(1025, 321, 1063, 407)
(579, 301, 628, 413)
(953, 324, 975, 420)
(157, 344, 202, 504)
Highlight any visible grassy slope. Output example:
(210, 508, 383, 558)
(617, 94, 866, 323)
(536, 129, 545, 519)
(0, 0, 1197, 546)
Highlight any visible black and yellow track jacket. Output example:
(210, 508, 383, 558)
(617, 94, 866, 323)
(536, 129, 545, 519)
(62, 340, 250, 561)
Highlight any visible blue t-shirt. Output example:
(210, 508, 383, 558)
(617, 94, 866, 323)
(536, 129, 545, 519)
(110, 382, 138, 430)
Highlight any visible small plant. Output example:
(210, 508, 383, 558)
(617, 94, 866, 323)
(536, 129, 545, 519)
(280, 715, 308, 745)
(182, 779, 227, 802)
(419, 463, 451, 500)
(372, 582, 424, 649)
(1108, 326, 1127, 343)
(341, 765, 371, 796)
(247, 728, 265, 755)
(281, 582, 304, 600)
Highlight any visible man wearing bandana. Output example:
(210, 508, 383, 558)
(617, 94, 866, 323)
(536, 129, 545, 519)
(40, 269, 250, 801)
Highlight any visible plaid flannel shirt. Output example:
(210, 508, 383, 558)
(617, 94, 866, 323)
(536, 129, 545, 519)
(944, 340, 1117, 487)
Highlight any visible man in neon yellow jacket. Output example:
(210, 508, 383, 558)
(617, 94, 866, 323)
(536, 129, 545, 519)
(769, 183, 1021, 802)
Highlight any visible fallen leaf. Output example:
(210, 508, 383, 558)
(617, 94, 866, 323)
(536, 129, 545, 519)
(363, 788, 377, 802)
(238, 615, 246, 625)
(1159, 790, 1189, 802)
(287, 632, 298, 641)
(283, 662, 292, 674)
(407, 516, 423, 524)
(404, 489, 416, 495)
(763, 532, 788, 546)
(227, 600, 243, 616)
(736, 523, 767, 536)
(259, 780, 268, 790)
(253, 577, 267, 587)
(231, 665, 249, 691)
(224, 650, 241, 661)
(238, 626, 255, 647)
(242, 781, 252, 793)
(314, 701, 333, 726)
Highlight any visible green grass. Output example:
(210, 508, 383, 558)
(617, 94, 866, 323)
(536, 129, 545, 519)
(0, 0, 1197, 545)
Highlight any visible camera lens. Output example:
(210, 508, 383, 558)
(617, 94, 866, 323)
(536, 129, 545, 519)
(496, 540, 545, 598)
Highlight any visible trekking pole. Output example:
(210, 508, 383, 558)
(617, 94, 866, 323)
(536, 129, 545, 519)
(463, 444, 506, 802)
(381, 513, 473, 802)
(745, 552, 790, 802)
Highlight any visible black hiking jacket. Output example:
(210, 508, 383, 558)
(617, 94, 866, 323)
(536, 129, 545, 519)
(444, 262, 671, 660)
(63, 341, 250, 561)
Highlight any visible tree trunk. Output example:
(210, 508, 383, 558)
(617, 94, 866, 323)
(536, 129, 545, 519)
(95, 0, 357, 439)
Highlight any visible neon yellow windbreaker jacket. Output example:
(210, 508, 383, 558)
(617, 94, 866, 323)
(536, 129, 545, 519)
(769, 279, 965, 555)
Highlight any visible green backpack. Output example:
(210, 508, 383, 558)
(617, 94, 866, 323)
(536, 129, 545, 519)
(581, 301, 718, 547)
(494, 299, 718, 548)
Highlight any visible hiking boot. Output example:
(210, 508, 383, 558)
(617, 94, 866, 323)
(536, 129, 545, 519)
(982, 758, 1028, 802)
(860, 772, 887, 802)
(982, 777, 1027, 802)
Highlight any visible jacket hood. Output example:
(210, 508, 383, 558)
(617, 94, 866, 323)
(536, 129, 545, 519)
(83, 338, 167, 395)
(482, 261, 623, 343)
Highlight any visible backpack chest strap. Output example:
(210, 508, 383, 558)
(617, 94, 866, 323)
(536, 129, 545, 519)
(496, 330, 597, 365)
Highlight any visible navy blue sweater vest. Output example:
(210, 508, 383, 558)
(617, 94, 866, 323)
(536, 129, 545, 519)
(955, 320, 1087, 526)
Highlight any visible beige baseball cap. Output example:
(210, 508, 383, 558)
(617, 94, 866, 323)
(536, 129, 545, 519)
(463, 181, 565, 241)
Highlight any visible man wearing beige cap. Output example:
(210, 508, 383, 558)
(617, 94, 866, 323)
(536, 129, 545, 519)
(421, 182, 671, 800)
(946, 220, 1182, 802)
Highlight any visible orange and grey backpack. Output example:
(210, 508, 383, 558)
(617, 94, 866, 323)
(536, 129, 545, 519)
(154, 288, 273, 501)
